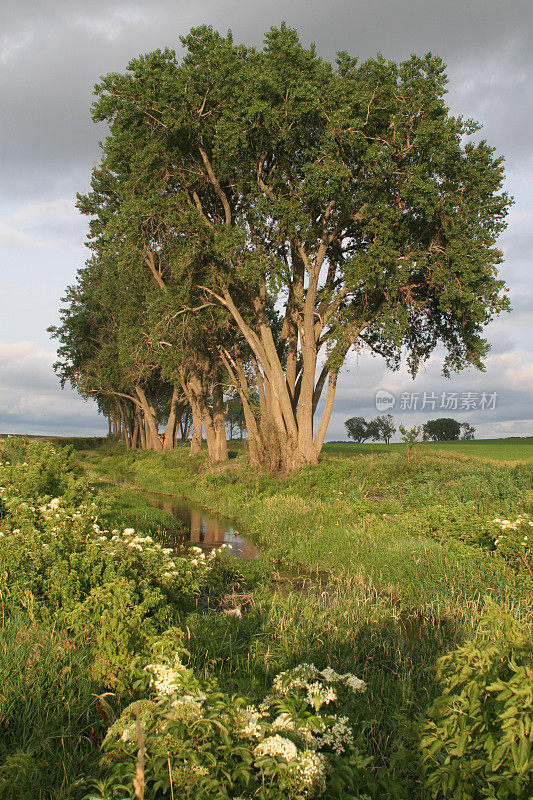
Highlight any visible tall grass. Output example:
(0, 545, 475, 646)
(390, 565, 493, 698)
(74, 442, 533, 797)
(0, 610, 104, 799)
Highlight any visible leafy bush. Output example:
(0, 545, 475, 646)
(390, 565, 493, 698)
(0, 438, 82, 499)
(491, 514, 532, 578)
(0, 441, 229, 688)
(420, 601, 533, 799)
(88, 659, 375, 799)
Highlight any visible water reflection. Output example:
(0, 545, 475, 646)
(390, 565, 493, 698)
(146, 493, 259, 561)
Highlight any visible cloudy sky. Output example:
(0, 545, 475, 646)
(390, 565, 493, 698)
(1, 0, 532, 439)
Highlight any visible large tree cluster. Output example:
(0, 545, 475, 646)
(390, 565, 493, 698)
(51, 24, 510, 472)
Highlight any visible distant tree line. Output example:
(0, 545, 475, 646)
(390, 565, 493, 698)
(422, 418, 475, 441)
(345, 414, 396, 443)
(345, 414, 475, 443)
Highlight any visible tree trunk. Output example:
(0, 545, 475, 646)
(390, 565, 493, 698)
(212, 381, 228, 464)
(139, 414, 147, 450)
(135, 385, 163, 453)
(189, 394, 203, 454)
(163, 384, 180, 451)
(313, 370, 338, 454)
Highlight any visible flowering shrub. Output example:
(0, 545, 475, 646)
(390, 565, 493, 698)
(0, 438, 84, 501)
(491, 514, 532, 577)
(420, 601, 533, 799)
(0, 441, 229, 688)
(88, 659, 374, 799)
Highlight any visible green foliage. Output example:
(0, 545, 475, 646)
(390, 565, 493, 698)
(345, 417, 371, 443)
(1, 438, 530, 799)
(398, 424, 422, 462)
(345, 416, 396, 444)
(90, 658, 375, 799)
(460, 422, 476, 440)
(420, 601, 533, 799)
(0, 437, 82, 499)
(53, 23, 512, 471)
(0, 441, 227, 690)
(423, 418, 461, 442)
(0, 610, 103, 800)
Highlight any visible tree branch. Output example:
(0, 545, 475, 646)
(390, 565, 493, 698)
(198, 146, 232, 225)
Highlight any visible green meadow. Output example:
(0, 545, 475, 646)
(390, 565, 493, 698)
(1, 436, 532, 798)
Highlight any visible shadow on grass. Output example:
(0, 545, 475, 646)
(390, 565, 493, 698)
(183, 578, 464, 797)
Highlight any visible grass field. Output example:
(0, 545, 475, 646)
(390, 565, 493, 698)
(1, 435, 532, 798)
(323, 437, 533, 463)
(80, 438, 532, 793)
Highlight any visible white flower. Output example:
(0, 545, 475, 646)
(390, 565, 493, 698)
(273, 663, 320, 695)
(306, 682, 337, 707)
(315, 715, 354, 754)
(145, 659, 184, 696)
(272, 713, 296, 734)
(320, 667, 341, 683)
(235, 706, 263, 740)
(342, 674, 366, 693)
(292, 750, 326, 795)
(254, 735, 299, 762)
(167, 695, 203, 722)
(123, 527, 135, 536)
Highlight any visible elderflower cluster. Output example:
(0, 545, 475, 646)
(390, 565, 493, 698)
(492, 514, 532, 547)
(292, 750, 327, 796)
(167, 695, 204, 723)
(145, 658, 185, 696)
(305, 682, 337, 708)
(272, 663, 366, 708)
(315, 715, 354, 754)
(271, 711, 354, 755)
(271, 712, 297, 734)
(235, 705, 263, 740)
(254, 735, 299, 762)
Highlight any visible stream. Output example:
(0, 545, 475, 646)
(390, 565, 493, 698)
(144, 492, 260, 561)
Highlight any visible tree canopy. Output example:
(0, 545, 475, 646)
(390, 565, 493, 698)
(422, 417, 461, 441)
(51, 24, 510, 471)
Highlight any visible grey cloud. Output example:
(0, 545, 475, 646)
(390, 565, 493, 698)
(0, 341, 105, 435)
(318, 347, 533, 439)
(2, 0, 533, 197)
(1, 0, 531, 438)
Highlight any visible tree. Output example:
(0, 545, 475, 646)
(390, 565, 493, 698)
(399, 423, 422, 462)
(70, 24, 510, 472)
(460, 422, 476, 440)
(368, 414, 396, 443)
(345, 417, 370, 443)
(225, 395, 246, 440)
(423, 417, 461, 441)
